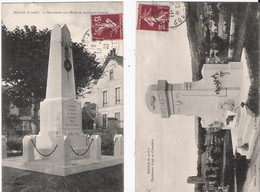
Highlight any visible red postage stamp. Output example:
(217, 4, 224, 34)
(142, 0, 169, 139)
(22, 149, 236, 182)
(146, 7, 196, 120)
(137, 4, 170, 32)
(91, 14, 123, 41)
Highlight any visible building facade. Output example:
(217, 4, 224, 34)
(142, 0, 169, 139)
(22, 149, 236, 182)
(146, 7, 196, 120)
(2, 85, 38, 134)
(86, 50, 123, 129)
(9, 103, 32, 132)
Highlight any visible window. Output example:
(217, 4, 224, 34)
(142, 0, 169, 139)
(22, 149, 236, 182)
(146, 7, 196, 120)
(115, 87, 120, 104)
(115, 112, 120, 121)
(109, 69, 114, 80)
(102, 114, 107, 128)
(103, 91, 107, 107)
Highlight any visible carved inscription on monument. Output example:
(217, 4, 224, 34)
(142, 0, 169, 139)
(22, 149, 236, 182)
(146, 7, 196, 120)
(157, 91, 170, 118)
(63, 100, 81, 131)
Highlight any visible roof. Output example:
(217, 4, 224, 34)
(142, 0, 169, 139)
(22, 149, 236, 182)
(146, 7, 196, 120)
(101, 48, 123, 70)
(92, 49, 123, 85)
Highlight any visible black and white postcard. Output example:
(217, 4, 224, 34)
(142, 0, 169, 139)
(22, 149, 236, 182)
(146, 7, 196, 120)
(2, 2, 124, 191)
(136, 2, 259, 192)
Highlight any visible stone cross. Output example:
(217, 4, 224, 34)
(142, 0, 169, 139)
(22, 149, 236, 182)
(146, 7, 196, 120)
(146, 62, 243, 128)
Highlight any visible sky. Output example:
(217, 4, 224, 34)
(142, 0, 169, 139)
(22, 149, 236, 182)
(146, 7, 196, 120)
(136, 2, 197, 191)
(1, 2, 123, 61)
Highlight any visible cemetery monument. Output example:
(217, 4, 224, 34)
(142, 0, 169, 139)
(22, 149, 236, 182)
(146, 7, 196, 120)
(145, 55, 259, 159)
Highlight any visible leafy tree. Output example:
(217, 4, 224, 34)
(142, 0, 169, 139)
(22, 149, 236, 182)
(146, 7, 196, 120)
(2, 24, 102, 134)
(82, 102, 97, 130)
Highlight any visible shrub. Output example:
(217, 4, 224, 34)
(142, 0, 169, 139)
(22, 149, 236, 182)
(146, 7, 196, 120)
(84, 128, 114, 155)
(7, 136, 23, 151)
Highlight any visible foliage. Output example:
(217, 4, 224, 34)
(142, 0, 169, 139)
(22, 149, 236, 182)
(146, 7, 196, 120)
(2, 24, 102, 106)
(243, 6, 259, 115)
(82, 103, 96, 130)
(2, 24, 103, 132)
(203, 129, 225, 191)
(210, 34, 228, 53)
(84, 128, 115, 155)
(211, 72, 228, 95)
(2, 25, 50, 108)
(73, 43, 103, 98)
(217, 3, 237, 13)
(83, 103, 97, 119)
(225, 115, 236, 125)
(7, 136, 23, 151)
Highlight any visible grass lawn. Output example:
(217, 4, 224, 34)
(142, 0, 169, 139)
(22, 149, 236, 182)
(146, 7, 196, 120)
(2, 164, 123, 192)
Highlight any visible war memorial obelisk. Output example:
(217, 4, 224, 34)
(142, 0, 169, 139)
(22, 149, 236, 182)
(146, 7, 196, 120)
(36, 24, 88, 159)
(2, 24, 123, 176)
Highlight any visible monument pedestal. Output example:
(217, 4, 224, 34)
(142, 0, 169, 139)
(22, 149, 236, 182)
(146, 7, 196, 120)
(3, 132, 124, 176)
(233, 107, 259, 159)
(229, 49, 260, 159)
(36, 98, 88, 160)
(2, 155, 123, 176)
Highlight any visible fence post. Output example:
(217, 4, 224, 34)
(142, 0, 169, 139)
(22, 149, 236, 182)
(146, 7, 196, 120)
(2, 136, 7, 159)
(90, 135, 101, 161)
(23, 135, 36, 162)
(51, 135, 71, 166)
(114, 134, 124, 157)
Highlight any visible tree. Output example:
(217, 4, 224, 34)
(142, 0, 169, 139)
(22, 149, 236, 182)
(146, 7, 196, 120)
(82, 102, 97, 130)
(2, 25, 102, 134)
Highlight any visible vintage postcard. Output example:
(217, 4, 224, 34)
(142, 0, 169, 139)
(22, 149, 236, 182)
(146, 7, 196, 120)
(1, 2, 123, 191)
(136, 2, 259, 192)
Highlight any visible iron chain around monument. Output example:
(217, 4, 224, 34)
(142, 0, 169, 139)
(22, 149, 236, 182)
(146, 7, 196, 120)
(70, 139, 94, 156)
(31, 139, 58, 157)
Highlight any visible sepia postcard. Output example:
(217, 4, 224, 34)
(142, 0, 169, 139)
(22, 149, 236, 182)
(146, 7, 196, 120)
(136, 2, 259, 192)
(1, 2, 124, 191)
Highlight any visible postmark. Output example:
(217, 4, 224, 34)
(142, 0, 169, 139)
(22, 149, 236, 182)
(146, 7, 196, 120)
(91, 14, 123, 41)
(81, 29, 120, 63)
(137, 4, 170, 32)
(169, 2, 187, 29)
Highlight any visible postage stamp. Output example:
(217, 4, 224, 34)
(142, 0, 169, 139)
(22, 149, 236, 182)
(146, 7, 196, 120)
(91, 14, 123, 41)
(137, 4, 170, 32)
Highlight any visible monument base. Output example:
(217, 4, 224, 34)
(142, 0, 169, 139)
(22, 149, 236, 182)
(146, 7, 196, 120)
(229, 49, 260, 159)
(35, 132, 89, 160)
(231, 107, 259, 159)
(2, 155, 123, 176)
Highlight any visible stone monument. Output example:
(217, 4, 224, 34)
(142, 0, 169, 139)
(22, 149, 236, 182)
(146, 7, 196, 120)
(145, 62, 243, 129)
(36, 24, 88, 160)
(2, 24, 123, 176)
(145, 55, 259, 159)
